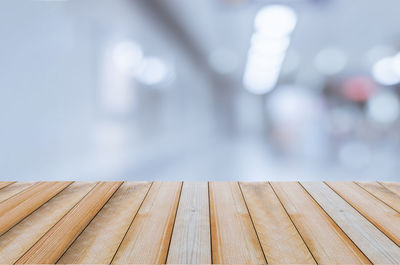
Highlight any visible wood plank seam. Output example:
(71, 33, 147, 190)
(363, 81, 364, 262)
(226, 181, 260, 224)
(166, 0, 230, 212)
(207, 182, 213, 265)
(268, 182, 318, 264)
(356, 182, 400, 215)
(54, 182, 123, 263)
(379, 182, 400, 197)
(0, 182, 98, 264)
(164, 181, 184, 263)
(0, 182, 16, 191)
(325, 181, 400, 248)
(20, 182, 122, 263)
(0, 182, 35, 203)
(1, 181, 399, 264)
(14, 182, 99, 263)
(300, 182, 373, 264)
(109, 181, 154, 264)
(111, 182, 182, 264)
(302, 181, 400, 264)
(238, 182, 269, 264)
(209, 182, 266, 264)
(0, 182, 73, 237)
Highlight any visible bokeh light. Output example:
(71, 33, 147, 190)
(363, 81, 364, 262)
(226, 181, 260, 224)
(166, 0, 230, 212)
(367, 91, 400, 125)
(266, 85, 319, 124)
(135, 57, 170, 86)
(113, 41, 143, 73)
(244, 5, 297, 95)
(372, 57, 400, 86)
(341, 76, 377, 102)
(254, 5, 297, 38)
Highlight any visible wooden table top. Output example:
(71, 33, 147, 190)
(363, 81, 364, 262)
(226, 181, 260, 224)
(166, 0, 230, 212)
(0, 181, 399, 264)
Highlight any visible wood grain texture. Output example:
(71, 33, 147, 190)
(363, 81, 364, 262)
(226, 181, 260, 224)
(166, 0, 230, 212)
(112, 182, 182, 264)
(357, 182, 400, 213)
(327, 181, 400, 246)
(0, 181, 398, 264)
(0, 181, 72, 236)
(0, 182, 35, 203)
(16, 181, 122, 264)
(166, 182, 211, 264)
(381, 182, 400, 197)
(0, 182, 15, 190)
(302, 182, 400, 264)
(209, 182, 266, 264)
(0, 182, 96, 264)
(240, 182, 316, 264)
(271, 182, 370, 264)
(58, 182, 151, 264)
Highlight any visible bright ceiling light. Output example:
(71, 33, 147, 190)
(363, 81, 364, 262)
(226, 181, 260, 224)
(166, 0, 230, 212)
(372, 57, 400, 86)
(243, 70, 279, 95)
(244, 4, 297, 95)
(250, 34, 290, 56)
(254, 5, 297, 38)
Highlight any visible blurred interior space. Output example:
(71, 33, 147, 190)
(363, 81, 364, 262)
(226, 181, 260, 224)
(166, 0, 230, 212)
(1, 0, 400, 180)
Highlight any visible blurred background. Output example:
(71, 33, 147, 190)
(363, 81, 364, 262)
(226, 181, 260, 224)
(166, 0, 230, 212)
(1, 0, 400, 181)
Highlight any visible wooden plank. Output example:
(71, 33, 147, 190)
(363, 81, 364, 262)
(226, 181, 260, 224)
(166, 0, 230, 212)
(302, 182, 400, 264)
(112, 182, 182, 264)
(0, 182, 15, 190)
(381, 182, 400, 197)
(58, 182, 151, 264)
(0, 182, 96, 264)
(239, 182, 315, 264)
(357, 182, 400, 213)
(0, 181, 72, 236)
(166, 182, 211, 264)
(327, 181, 400, 246)
(0, 182, 35, 203)
(270, 182, 370, 264)
(209, 182, 266, 264)
(16, 181, 122, 264)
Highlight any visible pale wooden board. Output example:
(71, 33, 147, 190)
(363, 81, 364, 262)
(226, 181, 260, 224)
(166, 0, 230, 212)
(0, 182, 15, 190)
(0, 182, 35, 203)
(112, 182, 182, 264)
(166, 182, 211, 264)
(358, 182, 400, 213)
(58, 182, 151, 264)
(0, 182, 96, 264)
(270, 182, 370, 264)
(381, 182, 400, 197)
(327, 182, 400, 246)
(0, 181, 72, 236)
(302, 182, 400, 264)
(239, 182, 316, 264)
(209, 182, 266, 264)
(16, 182, 122, 264)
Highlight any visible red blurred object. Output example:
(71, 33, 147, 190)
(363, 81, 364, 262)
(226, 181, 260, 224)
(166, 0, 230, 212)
(341, 76, 378, 102)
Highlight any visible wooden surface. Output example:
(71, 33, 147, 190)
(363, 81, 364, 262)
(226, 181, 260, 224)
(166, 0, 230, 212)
(0, 181, 72, 236)
(166, 182, 211, 264)
(0, 181, 399, 264)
